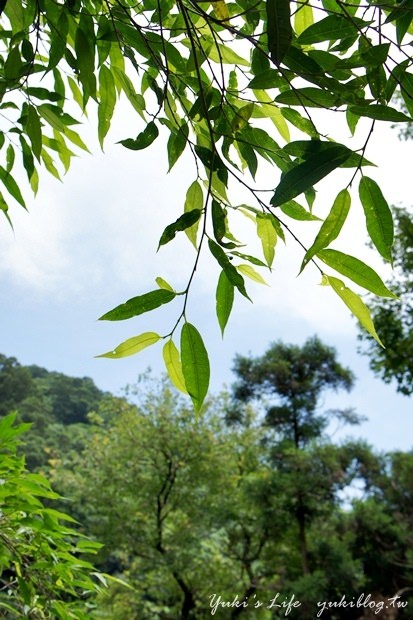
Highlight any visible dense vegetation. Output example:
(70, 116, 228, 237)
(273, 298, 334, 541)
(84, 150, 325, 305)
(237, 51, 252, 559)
(1, 347, 412, 618)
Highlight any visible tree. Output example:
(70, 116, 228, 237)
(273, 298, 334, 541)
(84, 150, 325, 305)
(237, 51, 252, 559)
(231, 337, 360, 579)
(0, 0, 410, 409)
(358, 207, 413, 395)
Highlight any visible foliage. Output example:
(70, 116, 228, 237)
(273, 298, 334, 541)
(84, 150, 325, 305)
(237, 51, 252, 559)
(358, 208, 413, 395)
(0, 0, 410, 409)
(0, 413, 107, 619)
(49, 373, 413, 618)
(0, 353, 105, 470)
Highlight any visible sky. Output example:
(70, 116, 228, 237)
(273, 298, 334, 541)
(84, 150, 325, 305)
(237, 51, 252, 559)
(0, 101, 412, 452)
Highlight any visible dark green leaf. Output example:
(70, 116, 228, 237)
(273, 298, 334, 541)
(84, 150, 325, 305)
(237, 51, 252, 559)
(119, 122, 159, 150)
(181, 322, 210, 412)
(349, 104, 412, 122)
(0, 166, 26, 208)
(271, 146, 351, 207)
(297, 15, 368, 45)
(275, 88, 340, 108)
(266, 0, 292, 65)
(282, 140, 374, 167)
(158, 209, 202, 249)
(26, 105, 42, 161)
(167, 123, 189, 171)
(216, 270, 234, 336)
(247, 70, 284, 89)
(99, 289, 175, 321)
(212, 200, 227, 245)
(208, 239, 250, 299)
(359, 176, 393, 263)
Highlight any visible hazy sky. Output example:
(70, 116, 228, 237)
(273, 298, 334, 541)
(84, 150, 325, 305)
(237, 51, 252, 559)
(1, 103, 412, 451)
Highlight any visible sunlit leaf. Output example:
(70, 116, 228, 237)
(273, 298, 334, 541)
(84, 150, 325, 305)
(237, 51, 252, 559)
(181, 322, 210, 412)
(97, 332, 160, 358)
(301, 189, 350, 272)
(359, 176, 393, 263)
(317, 249, 397, 297)
(184, 181, 203, 248)
(163, 339, 188, 394)
(237, 263, 268, 285)
(256, 212, 277, 267)
(325, 275, 384, 346)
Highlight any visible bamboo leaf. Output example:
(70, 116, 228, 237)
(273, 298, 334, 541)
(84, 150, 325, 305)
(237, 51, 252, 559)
(237, 264, 268, 285)
(119, 122, 159, 150)
(266, 0, 292, 65)
(158, 209, 202, 249)
(271, 146, 351, 207)
(99, 289, 175, 321)
(256, 212, 277, 267)
(181, 322, 210, 412)
(359, 176, 393, 263)
(97, 332, 160, 358)
(317, 249, 397, 297)
(208, 239, 250, 299)
(163, 339, 188, 394)
(301, 189, 350, 271)
(326, 275, 384, 346)
(216, 270, 234, 336)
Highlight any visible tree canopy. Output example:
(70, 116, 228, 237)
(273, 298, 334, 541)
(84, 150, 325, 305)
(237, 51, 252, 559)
(1, 0, 412, 409)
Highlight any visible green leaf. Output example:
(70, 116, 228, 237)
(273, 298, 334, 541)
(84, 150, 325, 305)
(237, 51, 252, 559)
(237, 263, 268, 285)
(98, 65, 116, 149)
(100, 289, 175, 321)
(275, 88, 340, 108)
(271, 146, 351, 207)
(256, 212, 277, 267)
(282, 140, 374, 168)
(167, 123, 189, 171)
(26, 105, 42, 161)
(297, 15, 368, 44)
(349, 104, 412, 122)
(212, 199, 227, 245)
(158, 209, 202, 249)
(325, 275, 384, 346)
(0, 167, 26, 208)
(208, 239, 250, 299)
(266, 0, 292, 65)
(181, 322, 210, 412)
(6, 144, 14, 173)
(247, 70, 284, 89)
(232, 103, 254, 133)
(97, 332, 160, 358)
(359, 176, 393, 263)
(301, 189, 350, 271)
(229, 251, 267, 268)
(280, 200, 321, 221)
(317, 249, 397, 297)
(184, 181, 203, 248)
(156, 276, 174, 291)
(119, 122, 159, 150)
(163, 339, 188, 394)
(216, 270, 234, 336)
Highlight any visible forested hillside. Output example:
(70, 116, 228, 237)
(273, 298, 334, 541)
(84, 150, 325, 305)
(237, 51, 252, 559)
(0, 347, 412, 618)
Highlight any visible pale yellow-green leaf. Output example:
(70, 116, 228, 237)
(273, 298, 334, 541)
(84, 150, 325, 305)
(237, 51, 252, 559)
(325, 275, 384, 347)
(253, 90, 290, 141)
(212, 0, 230, 21)
(294, 2, 314, 36)
(156, 277, 175, 292)
(163, 340, 188, 394)
(184, 181, 203, 248)
(237, 264, 269, 285)
(208, 43, 249, 66)
(97, 332, 161, 359)
(256, 212, 277, 267)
